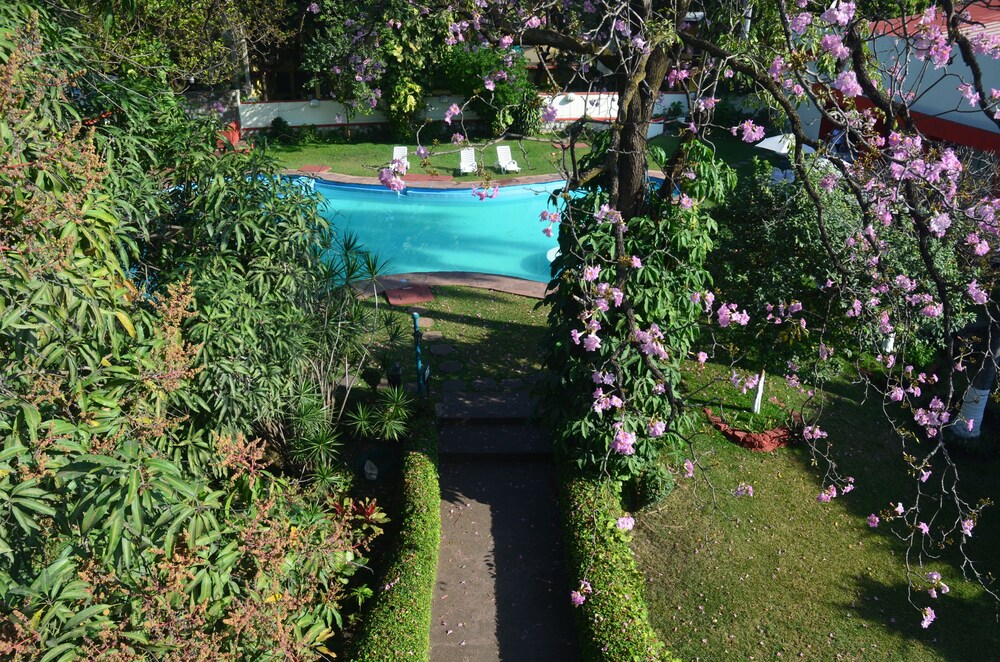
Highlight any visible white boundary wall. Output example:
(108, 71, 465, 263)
(237, 91, 689, 132)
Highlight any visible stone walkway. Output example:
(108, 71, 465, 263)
(432, 389, 579, 662)
(379, 277, 578, 661)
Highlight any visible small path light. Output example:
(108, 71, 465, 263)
(387, 362, 403, 388)
(413, 312, 426, 396)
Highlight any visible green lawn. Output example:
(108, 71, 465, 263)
(366, 285, 548, 389)
(370, 285, 1000, 660)
(633, 360, 1000, 661)
(649, 128, 789, 180)
(266, 137, 588, 181)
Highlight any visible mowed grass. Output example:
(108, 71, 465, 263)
(634, 359, 1000, 661)
(266, 136, 587, 181)
(365, 285, 549, 389)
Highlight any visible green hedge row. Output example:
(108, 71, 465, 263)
(559, 472, 676, 662)
(349, 413, 441, 661)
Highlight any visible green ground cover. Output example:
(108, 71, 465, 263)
(372, 287, 999, 660)
(267, 137, 588, 180)
(371, 285, 549, 389)
(649, 128, 787, 180)
(634, 360, 1000, 661)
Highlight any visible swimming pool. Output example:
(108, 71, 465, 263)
(315, 180, 563, 283)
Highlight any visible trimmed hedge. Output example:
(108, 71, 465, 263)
(349, 409, 441, 661)
(559, 472, 676, 661)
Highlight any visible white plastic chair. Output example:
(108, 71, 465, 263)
(459, 148, 478, 174)
(392, 146, 410, 171)
(496, 145, 520, 173)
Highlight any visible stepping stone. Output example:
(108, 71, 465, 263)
(472, 378, 498, 391)
(438, 424, 552, 456)
(500, 377, 525, 390)
(416, 317, 435, 329)
(385, 284, 434, 305)
(437, 390, 537, 422)
(525, 371, 548, 385)
(439, 360, 463, 374)
(337, 373, 359, 388)
(430, 344, 454, 356)
(422, 330, 444, 341)
(442, 379, 466, 392)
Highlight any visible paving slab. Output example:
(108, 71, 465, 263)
(436, 391, 536, 423)
(439, 360, 464, 374)
(439, 424, 551, 457)
(430, 344, 455, 356)
(432, 460, 579, 662)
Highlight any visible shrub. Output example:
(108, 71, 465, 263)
(268, 115, 297, 144)
(624, 463, 675, 511)
(349, 403, 440, 661)
(560, 471, 675, 661)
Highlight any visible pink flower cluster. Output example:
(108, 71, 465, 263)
(540, 210, 561, 236)
(731, 119, 765, 143)
(912, 397, 950, 437)
(733, 482, 754, 498)
(444, 103, 461, 125)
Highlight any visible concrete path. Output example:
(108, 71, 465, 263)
(432, 458, 578, 661)
(431, 384, 580, 662)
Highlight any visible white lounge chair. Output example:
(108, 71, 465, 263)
(392, 146, 410, 171)
(459, 148, 478, 174)
(496, 145, 520, 173)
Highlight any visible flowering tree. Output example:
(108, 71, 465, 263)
(306, 0, 1000, 632)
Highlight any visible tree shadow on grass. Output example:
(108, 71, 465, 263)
(847, 575, 1000, 661)
(787, 378, 1000, 657)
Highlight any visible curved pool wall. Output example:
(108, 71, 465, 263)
(314, 180, 565, 283)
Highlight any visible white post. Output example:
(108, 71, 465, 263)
(881, 333, 895, 354)
(952, 387, 991, 438)
(752, 370, 766, 414)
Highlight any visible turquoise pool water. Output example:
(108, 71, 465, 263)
(315, 180, 563, 283)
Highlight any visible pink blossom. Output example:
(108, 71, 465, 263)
(820, 34, 850, 59)
(929, 212, 951, 237)
(889, 387, 905, 402)
(697, 351, 708, 364)
(499, 35, 513, 49)
(961, 518, 975, 537)
(968, 280, 989, 304)
(617, 516, 635, 531)
(451, 132, 465, 145)
(611, 429, 636, 455)
(524, 15, 542, 29)
(895, 502, 905, 515)
(834, 71, 863, 97)
(570, 590, 586, 606)
(819, 173, 839, 192)
(684, 459, 695, 478)
(631, 255, 643, 268)
(820, 1, 856, 26)
(444, 103, 461, 125)
(583, 266, 601, 282)
(921, 606, 936, 629)
(918, 521, 930, 535)
(647, 420, 666, 437)
(731, 119, 765, 143)
(306, 2, 320, 13)
(734, 482, 754, 498)
(541, 105, 558, 123)
(790, 12, 812, 33)
(416, 145, 429, 159)
(868, 514, 880, 527)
